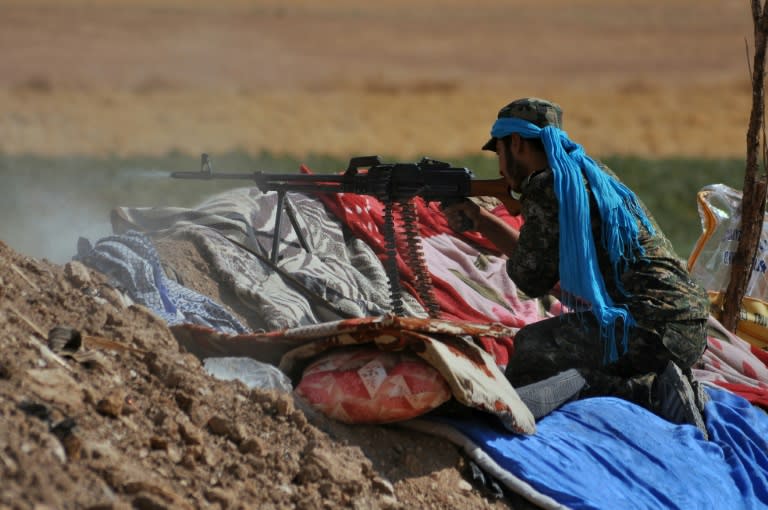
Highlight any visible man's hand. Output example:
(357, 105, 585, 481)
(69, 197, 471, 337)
(442, 199, 521, 256)
(442, 199, 488, 232)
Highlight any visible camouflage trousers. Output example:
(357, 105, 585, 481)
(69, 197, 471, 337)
(504, 313, 707, 410)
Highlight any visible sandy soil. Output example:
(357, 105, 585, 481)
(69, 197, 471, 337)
(0, 237, 524, 509)
(0, 0, 756, 159)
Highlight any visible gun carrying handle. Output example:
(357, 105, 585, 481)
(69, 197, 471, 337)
(468, 178, 522, 216)
(346, 155, 382, 173)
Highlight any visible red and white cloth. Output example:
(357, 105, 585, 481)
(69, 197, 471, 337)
(279, 314, 536, 434)
(305, 164, 554, 367)
(695, 316, 768, 408)
(295, 347, 452, 424)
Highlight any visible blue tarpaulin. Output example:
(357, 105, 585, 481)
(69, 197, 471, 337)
(437, 388, 768, 510)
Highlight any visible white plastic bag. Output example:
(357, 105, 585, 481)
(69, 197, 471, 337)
(688, 183, 768, 347)
(688, 183, 768, 300)
(204, 357, 293, 392)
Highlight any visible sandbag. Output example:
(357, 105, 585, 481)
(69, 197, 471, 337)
(295, 346, 452, 424)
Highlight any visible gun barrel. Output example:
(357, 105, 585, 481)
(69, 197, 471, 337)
(170, 169, 355, 194)
(170, 170, 346, 182)
(257, 173, 347, 183)
(170, 171, 258, 180)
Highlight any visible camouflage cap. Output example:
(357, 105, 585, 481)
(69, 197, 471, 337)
(481, 97, 564, 151)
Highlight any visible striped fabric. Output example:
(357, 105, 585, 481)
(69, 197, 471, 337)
(111, 186, 425, 331)
(75, 230, 249, 334)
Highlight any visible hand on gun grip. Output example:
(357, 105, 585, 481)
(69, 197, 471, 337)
(441, 198, 480, 232)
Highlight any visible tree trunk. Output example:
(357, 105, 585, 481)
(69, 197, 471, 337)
(721, 0, 768, 332)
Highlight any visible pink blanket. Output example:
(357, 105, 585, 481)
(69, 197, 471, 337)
(306, 164, 555, 367)
(695, 316, 768, 408)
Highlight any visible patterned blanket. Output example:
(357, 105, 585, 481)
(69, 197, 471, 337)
(111, 186, 423, 331)
(695, 315, 768, 407)
(74, 230, 248, 334)
(274, 315, 535, 434)
(313, 172, 555, 366)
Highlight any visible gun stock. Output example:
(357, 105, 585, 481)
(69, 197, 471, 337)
(468, 178, 522, 216)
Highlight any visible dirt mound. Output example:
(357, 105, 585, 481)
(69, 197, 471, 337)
(0, 238, 521, 509)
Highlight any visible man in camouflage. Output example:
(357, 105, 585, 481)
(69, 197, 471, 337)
(444, 98, 710, 433)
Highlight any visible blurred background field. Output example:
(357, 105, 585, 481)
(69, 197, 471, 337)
(0, 0, 756, 263)
(0, 152, 744, 263)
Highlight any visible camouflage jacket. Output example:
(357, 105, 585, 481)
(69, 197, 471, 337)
(506, 165, 710, 335)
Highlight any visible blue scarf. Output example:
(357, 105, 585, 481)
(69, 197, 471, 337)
(491, 118, 655, 363)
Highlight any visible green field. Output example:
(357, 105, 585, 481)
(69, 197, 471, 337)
(0, 152, 746, 264)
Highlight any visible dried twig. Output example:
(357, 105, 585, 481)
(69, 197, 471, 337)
(83, 334, 146, 354)
(8, 304, 47, 338)
(9, 263, 40, 292)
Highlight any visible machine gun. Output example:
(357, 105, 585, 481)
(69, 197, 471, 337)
(172, 153, 519, 317)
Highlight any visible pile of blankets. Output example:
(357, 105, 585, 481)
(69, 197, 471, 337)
(75, 181, 768, 510)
